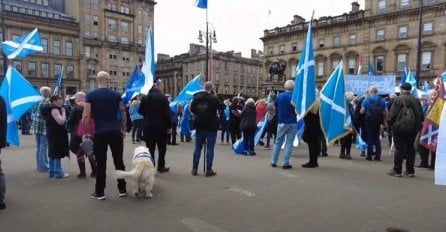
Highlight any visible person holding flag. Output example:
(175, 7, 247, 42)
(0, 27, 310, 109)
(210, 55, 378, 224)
(0, 96, 7, 210)
(301, 97, 322, 168)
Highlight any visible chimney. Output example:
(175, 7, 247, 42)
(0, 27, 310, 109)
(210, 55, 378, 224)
(351, 1, 360, 13)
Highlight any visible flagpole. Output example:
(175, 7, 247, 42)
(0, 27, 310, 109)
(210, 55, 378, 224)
(1, 0, 7, 79)
(415, 0, 423, 88)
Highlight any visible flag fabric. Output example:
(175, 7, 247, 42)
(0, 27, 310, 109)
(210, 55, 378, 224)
(53, 66, 63, 95)
(434, 102, 446, 185)
(319, 62, 353, 145)
(357, 55, 362, 75)
(1, 28, 43, 59)
(440, 72, 446, 99)
(355, 130, 368, 151)
(400, 67, 408, 85)
(169, 74, 203, 113)
(420, 76, 445, 152)
(403, 69, 418, 97)
(368, 59, 374, 76)
(422, 81, 430, 92)
(0, 66, 42, 145)
(291, 22, 316, 116)
(194, 0, 207, 9)
(122, 65, 144, 105)
(140, 28, 155, 95)
(254, 116, 268, 146)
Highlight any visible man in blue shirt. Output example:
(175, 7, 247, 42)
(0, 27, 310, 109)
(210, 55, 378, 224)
(270, 80, 297, 169)
(360, 86, 387, 161)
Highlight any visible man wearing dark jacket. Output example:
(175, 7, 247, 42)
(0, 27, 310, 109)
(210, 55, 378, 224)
(138, 79, 171, 173)
(0, 96, 7, 210)
(387, 83, 424, 177)
(190, 82, 224, 177)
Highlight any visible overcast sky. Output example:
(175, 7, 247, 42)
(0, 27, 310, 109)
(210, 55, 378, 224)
(154, 0, 364, 58)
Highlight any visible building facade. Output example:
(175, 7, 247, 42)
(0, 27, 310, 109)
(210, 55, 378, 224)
(261, 0, 446, 89)
(156, 44, 264, 99)
(0, 0, 80, 95)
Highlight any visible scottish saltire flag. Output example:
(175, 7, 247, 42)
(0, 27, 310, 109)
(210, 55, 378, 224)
(368, 60, 374, 76)
(435, 103, 446, 185)
(140, 28, 155, 95)
(122, 65, 144, 105)
(422, 81, 430, 92)
(291, 22, 316, 116)
(1, 28, 43, 59)
(400, 67, 408, 85)
(254, 116, 267, 146)
(0, 66, 42, 145)
(420, 77, 445, 152)
(357, 55, 362, 75)
(440, 72, 446, 99)
(194, 0, 207, 9)
(402, 68, 418, 97)
(53, 66, 63, 95)
(355, 131, 368, 151)
(319, 62, 353, 145)
(169, 74, 203, 113)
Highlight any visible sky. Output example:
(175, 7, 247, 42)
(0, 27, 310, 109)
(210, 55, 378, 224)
(154, 0, 364, 58)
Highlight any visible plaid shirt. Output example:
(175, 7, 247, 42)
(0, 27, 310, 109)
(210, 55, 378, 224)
(31, 98, 50, 135)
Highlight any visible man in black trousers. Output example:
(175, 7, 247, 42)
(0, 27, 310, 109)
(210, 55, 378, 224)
(0, 96, 8, 209)
(139, 79, 171, 173)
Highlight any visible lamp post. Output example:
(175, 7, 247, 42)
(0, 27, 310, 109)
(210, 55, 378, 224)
(415, 0, 424, 88)
(198, 24, 217, 83)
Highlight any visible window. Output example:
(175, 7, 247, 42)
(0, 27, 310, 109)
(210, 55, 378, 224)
(65, 41, 73, 56)
(349, 35, 356, 45)
(400, 0, 409, 8)
(43, 0, 48, 6)
(28, 62, 36, 77)
(54, 64, 62, 77)
(84, 0, 90, 8)
(376, 29, 385, 41)
(397, 54, 407, 71)
(121, 22, 129, 32)
(85, 15, 91, 26)
(107, 35, 117, 42)
(378, 0, 386, 13)
(268, 47, 273, 55)
(279, 45, 285, 54)
(398, 26, 408, 39)
(67, 65, 74, 79)
(91, 0, 99, 9)
(41, 38, 48, 54)
(348, 58, 356, 74)
(138, 25, 142, 33)
(422, 51, 431, 70)
(319, 39, 325, 48)
(317, 61, 324, 77)
(88, 64, 96, 75)
(122, 67, 130, 77)
(41, 63, 49, 78)
(376, 56, 384, 73)
(84, 31, 91, 38)
(122, 52, 130, 61)
(215, 73, 219, 81)
(109, 50, 117, 60)
(332, 59, 339, 71)
(92, 16, 98, 26)
(53, 40, 61, 55)
(333, 36, 340, 47)
(109, 66, 118, 76)
(423, 22, 433, 35)
(85, 46, 91, 58)
(291, 43, 297, 52)
(92, 31, 99, 39)
(121, 37, 129, 44)
(225, 74, 229, 83)
(108, 19, 116, 30)
(13, 61, 22, 72)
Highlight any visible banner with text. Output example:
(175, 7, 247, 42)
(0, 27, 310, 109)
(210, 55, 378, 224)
(345, 75, 396, 95)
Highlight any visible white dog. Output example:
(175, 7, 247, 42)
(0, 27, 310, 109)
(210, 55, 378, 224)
(115, 146, 155, 198)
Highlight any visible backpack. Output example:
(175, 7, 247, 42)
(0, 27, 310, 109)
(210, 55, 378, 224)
(193, 99, 211, 127)
(368, 98, 384, 125)
(392, 104, 416, 133)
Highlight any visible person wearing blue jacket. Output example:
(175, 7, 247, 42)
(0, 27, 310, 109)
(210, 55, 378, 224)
(129, 95, 144, 144)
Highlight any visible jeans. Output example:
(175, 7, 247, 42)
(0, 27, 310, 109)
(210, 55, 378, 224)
(93, 131, 126, 195)
(242, 128, 256, 154)
(220, 120, 230, 143)
(366, 125, 381, 160)
(271, 123, 297, 166)
(393, 132, 416, 174)
(35, 134, 49, 172)
(48, 158, 66, 178)
(192, 130, 217, 171)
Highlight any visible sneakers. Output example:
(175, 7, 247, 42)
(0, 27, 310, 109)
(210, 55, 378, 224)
(205, 170, 217, 177)
(118, 191, 127, 198)
(90, 192, 106, 200)
(157, 167, 170, 173)
(403, 171, 415, 177)
(55, 173, 69, 179)
(271, 163, 277, 168)
(282, 165, 293, 169)
(302, 163, 318, 168)
(387, 169, 402, 177)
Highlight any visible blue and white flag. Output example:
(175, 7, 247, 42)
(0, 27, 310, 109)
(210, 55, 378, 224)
(53, 66, 63, 95)
(122, 65, 144, 105)
(404, 69, 418, 97)
(194, 0, 207, 9)
(400, 67, 408, 85)
(0, 66, 42, 145)
(1, 28, 43, 59)
(169, 74, 203, 113)
(254, 116, 267, 146)
(319, 62, 353, 145)
(435, 103, 446, 185)
(368, 59, 374, 76)
(291, 22, 316, 116)
(140, 28, 155, 95)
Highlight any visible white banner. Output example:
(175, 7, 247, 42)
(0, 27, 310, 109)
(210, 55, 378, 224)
(345, 75, 396, 95)
(435, 105, 446, 185)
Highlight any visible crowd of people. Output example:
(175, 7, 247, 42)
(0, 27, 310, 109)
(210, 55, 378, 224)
(0, 70, 443, 209)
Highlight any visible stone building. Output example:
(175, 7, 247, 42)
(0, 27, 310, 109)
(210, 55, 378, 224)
(156, 44, 264, 98)
(0, 0, 155, 95)
(261, 0, 446, 90)
(0, 0, 80, 95)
